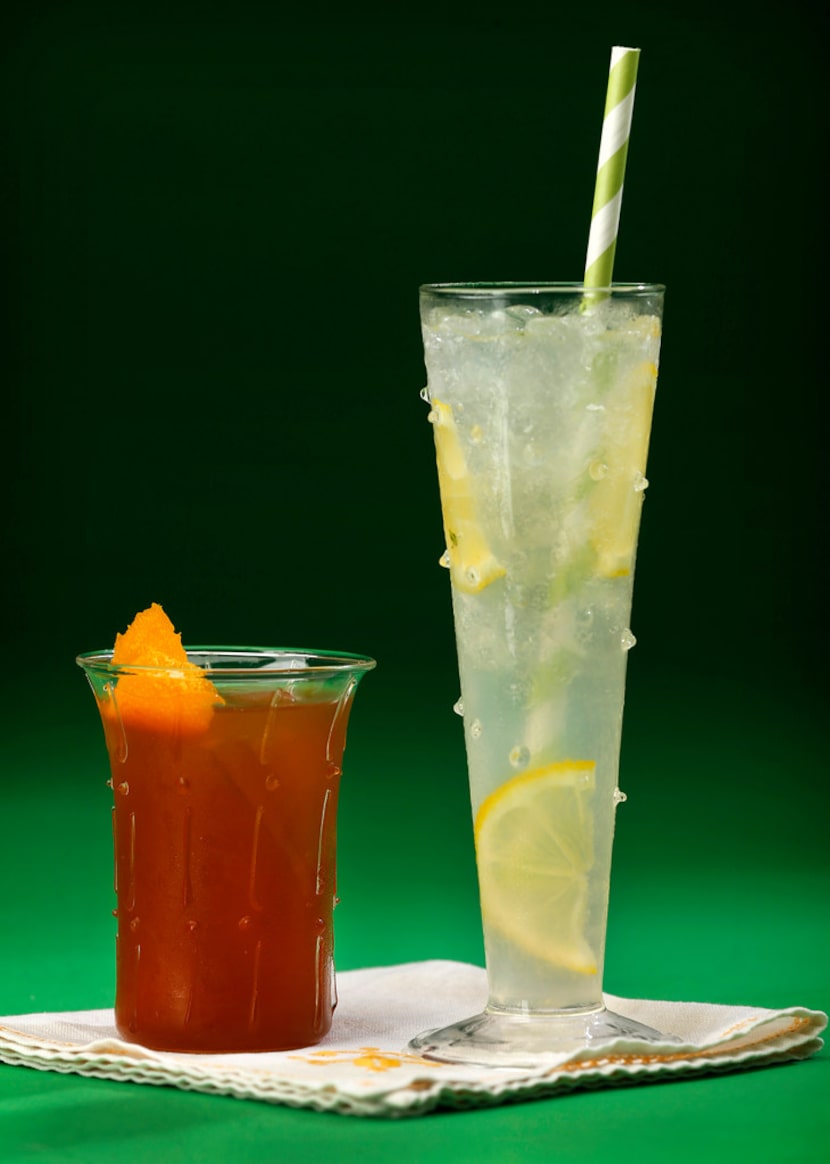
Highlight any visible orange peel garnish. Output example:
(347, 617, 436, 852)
(106, 603, 222, 734)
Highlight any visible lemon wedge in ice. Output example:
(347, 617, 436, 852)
(588, 360, 658, 578)
(474, 760, 597, 974)
(431, 399, 505, 594)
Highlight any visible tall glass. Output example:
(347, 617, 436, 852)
(78, 647, 374, 1054)
(410, 284, 671, 1065)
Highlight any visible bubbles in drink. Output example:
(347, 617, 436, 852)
(448, 309, 487, 336)
(621, 629, 637, 651)
(506, 305, 542, 326)
(589, 460, 608, 481)
(509, 745, 530, 770)
(576, 607, 595, 646)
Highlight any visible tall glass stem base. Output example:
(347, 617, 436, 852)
(409, 1005, 675, 1068)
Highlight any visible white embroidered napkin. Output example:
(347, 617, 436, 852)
(0, 961, 824, 1117)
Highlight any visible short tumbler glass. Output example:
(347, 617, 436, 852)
(78, 646, 375, 1053)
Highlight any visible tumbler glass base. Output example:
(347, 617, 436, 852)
(408, 1006, 678, 1068)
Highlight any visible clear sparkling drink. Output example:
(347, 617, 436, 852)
(422, 284, 663, 1015)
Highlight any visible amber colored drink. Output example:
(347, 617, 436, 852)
(78, 647, 374, 1054)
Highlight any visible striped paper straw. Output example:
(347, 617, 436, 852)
(584, 46, 641, 289)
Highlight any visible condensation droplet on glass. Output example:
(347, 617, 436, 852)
(105, 778, 113, 789)
(439, 549, 451, 568)
(589, 460, 608, 481)
(129, 916, 140, 932)
(509, 745, 530, 770)
(613, 787, 628, 805)
(238, 916, 252, 931)
(633, 473, 649, 493)
(464, 566, 481, 588)
(621, 629, 637, 651)
(470, 718, 483, 739)
(577, 608, 594, 628)
(419, 385, 430, 402)
(586, 402, 605, 412)
(186, 919, 198, 933)
(453, 697, 464, 717)
(265, 773, 280, 791)
(427, 409, 438, 425)
(177, 776, 189, 792)
(117, 781, 129, 796)
(470, 424, 484, 444)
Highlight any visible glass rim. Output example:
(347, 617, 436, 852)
(420, 281, 665, 296)
(76, 646, 377, 678)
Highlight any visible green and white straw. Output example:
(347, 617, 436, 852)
(584, 46, 641, 289)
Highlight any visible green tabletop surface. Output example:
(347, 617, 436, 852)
(1, 671, 827, 1163)
(2, 2, 826, 1161)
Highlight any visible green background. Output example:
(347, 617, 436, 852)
(1, 2, 827, 1161)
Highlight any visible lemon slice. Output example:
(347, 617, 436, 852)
(474, 760, 597, 974)
(588, 360, 658, 577)
(431, 399, 506, 594)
